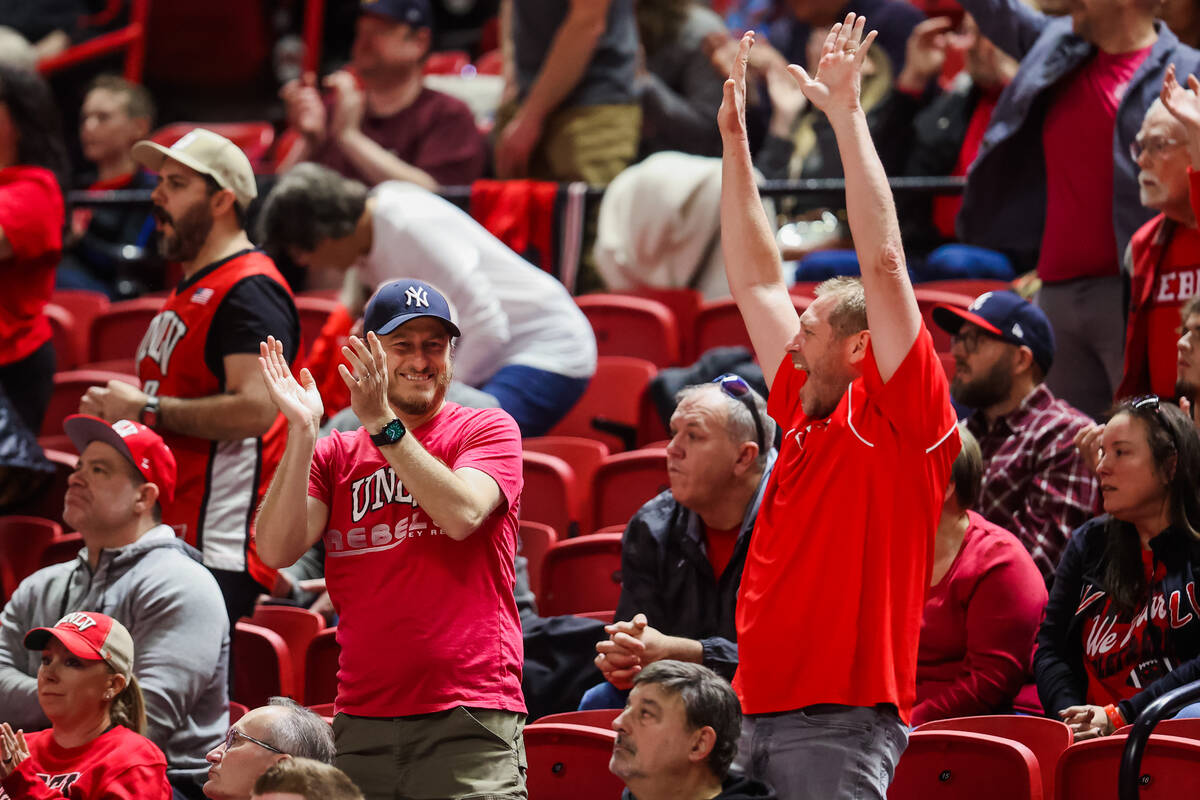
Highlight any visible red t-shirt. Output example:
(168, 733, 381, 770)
(0, 165, 63, 366)
(933, 92, 999, 240)
(308, 403, 526, 716)
(704, 523, 740, 579)
(1082, 550, 1177, 706)
(0, 726, 171, 800)
(313, 87, 486, 186)
(1142, 225, 1200, 397)
(734, 327, 960, 722)
(1038, 47, 1151, 283)
(913, 511, 1048, 726)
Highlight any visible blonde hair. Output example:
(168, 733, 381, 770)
(110, 673, 147, 735)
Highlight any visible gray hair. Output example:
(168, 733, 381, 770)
(263, 697, 335, 764)
(633, 661, 742, 780)
(257, 162, 369, 254)
(675, 382, 775, 471)
(814, 276, 868, 337)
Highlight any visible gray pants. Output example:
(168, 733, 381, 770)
(1036, 276, 1125, 420)
(735, 705, 908, 800)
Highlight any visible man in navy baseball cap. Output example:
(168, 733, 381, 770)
(932, 290, 1099, 581)
(364, 278, 461, 338)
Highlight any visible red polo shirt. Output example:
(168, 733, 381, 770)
(734, 326, 959, 723)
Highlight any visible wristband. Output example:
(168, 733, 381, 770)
(1104, 703, 1125, 731)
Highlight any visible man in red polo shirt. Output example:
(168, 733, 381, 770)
(718, 16, 959, 800)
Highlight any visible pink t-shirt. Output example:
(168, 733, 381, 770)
(1038, 47, 1151, 283)
(308, 403, 526, 717)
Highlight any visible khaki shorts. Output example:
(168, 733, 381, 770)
(495, 101, 641, 185)
(333, 707, 527, 800)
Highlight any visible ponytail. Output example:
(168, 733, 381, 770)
(110, 674, 147, 735)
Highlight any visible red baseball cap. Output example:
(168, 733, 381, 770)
(63, 415, 177, 505)
(25, 611, 135, 679)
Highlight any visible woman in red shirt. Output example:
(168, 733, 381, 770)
(1035, 397, 1200, 739)
(0, 612, 172, 800)
(0, 63, 68, 435)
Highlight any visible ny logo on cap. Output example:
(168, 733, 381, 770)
(1011, 323, 1024, 339)
(405, 286, 430, 309)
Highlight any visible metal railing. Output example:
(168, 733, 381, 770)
(1119, 679, 1200, 800)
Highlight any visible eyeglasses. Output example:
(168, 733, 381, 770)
(949, 326, 1002, 355)
(1130, 135, 1183, 161)
(713, 374, 766, 452)
(221, 727, 283, 754)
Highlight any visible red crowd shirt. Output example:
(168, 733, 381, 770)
(1038, 47, 1151, 283)
(0, 726, 171, 800)
(308, 403, 526, 717)
(932, 91, 999, 240)
(734, 328, 960, 722)
(1082, 550, 1177, 706)
(1141, 226, 1200, 397)
(0, 165, 63, 366)
(914, 511, 1048, 726)
(704, 523, 740, 579)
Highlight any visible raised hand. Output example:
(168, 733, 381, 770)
(1161, 63, 1200, 167)
(718, 31, 756, 143)
(259, 336, 323, 436)
(338, 332, 393, 431)
(0, 723, 29, 779)
(787, 13, 878, 117)
(897, 16, 954, 94)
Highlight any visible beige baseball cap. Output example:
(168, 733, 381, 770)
(132, 127, 257, 209)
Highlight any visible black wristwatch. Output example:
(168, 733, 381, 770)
(140, 395, 160, 429)
(369, 418, 406, 448)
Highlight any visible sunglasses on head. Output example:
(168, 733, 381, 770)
(713, 374, 766, 453)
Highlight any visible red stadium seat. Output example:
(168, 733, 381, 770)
(295, 296, 339, 359)
(575, 294, 681, 368)
(87, 297, 162, 365)
(304, 627, 340, 706)
(518, 521, 557, 601)
(695, 296, 812, 357)
(0, 516, 64, 602)
(423, 50, 470, 75)
(523, 723, 624, 800)
(524, 436, 609, 530)
(248, 606, 326, 698)
(1056, 734, 1200, 800)
(307, 703, 335, 724)
(148, 122, 276, 171)
(229, 701, 249, 723)
(44, 303, 80, 371)
(1114, 718, 1200, 739)
(913, 288, 977, 353)
(915, 716, 1072, 800)
(39, 0, 151, 81)
(16, 449, 77, 529)
(539, 533, 623, 617)
(917, 279, 1013, 298)
(536, 709, 621, 729)
(888, 730, 1042, 800)
(590, 449, 669, 534)
(621, 287, 703, 364)
(233, 622, 295, 707)
(474, 49, 503, 75)
(789, 281, 823, 297)
(52, 290, 111, 334)
(42, 370, 141, 440)
(521, 451, 577, 541)
(548, 357, 659, 453)
(38, 533, 85, 570)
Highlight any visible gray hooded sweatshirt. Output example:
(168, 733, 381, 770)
(0, 525, 229, 784)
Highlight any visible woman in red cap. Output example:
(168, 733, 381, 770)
(0, 611, 171, 799)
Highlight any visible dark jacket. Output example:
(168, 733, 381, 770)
(614, 452, 776, 681)
(623, 774, 777, 799)
(1034, 516, 1200, 722)
(955, 0, 1200, 271)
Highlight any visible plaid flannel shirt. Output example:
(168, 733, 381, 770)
(967, 384, 1101, 580)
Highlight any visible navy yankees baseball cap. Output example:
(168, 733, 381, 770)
(360, 0, 432, 29)
(364, 279, 461, 338)
(932, 290, 1056, 375)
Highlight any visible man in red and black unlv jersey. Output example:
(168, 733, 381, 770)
(81, 129, 300, 629)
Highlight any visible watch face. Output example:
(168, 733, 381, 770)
(383, 419, 405, 441)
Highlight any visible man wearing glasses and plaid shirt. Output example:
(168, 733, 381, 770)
(585, 376, 776, 710)
(933, 291, 1100, 582)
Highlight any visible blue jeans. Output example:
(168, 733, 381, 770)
(735, 705, 908, 800)
(480, 364, 591, 438)
(578, 681, 629, 710)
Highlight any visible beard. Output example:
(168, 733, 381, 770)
(155, 200, 214, 262)
(389, 364, 453, 417)
(952, 353, 1015, 410)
